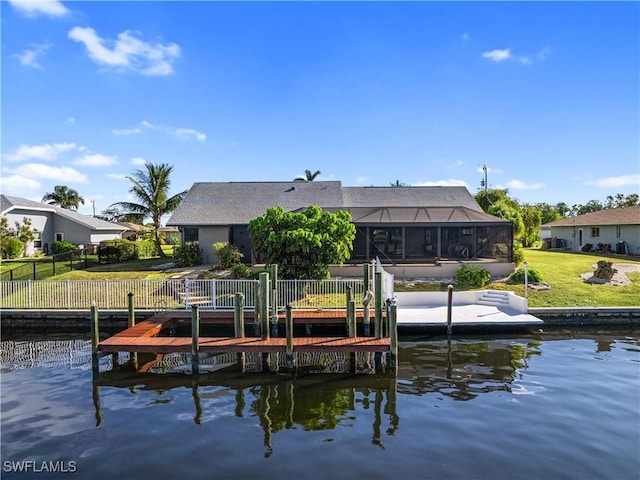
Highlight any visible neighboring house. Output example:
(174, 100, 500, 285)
(1, 194, 126, 256)
(542, 205, 640, 255)
(167, 181, 512, 266)
(116, 222, 152, 241)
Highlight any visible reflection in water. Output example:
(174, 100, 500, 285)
(7, 333, 620, 455)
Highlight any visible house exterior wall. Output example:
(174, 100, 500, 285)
(184, 226, 229, 264)
(550, 224, 640, 254)
(51, 216, 122, 247)
(4, 208, 55, 256)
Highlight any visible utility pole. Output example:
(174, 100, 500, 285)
(92, 200, 96, 217)
(481, 165, 488, 191)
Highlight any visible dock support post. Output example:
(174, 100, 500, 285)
(285, 304, 294, 370)
(363, 263, 371, 293)
(270, 265, 279, 337)
(234, 292, 245, 367)
(259, 272, 270, 340)
(191, 305, 200, 374)
(447, 284, 453, 335)
(127, 292, 135, 328)
(346, 285, 353, 336)
(389, 298, 398, 372)
(348, 300, 356, 338)
(374, 271, 383, 339)
(90, 301, 99, 373)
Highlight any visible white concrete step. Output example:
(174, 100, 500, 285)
(477, 291, 511, 306)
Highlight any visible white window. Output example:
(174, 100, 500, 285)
(33, 231, 42, 249)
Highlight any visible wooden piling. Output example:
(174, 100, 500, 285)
(191, 305, 200, 374)
(270, 265, 279, 337)
(234, 292, 246, 366)
(90, 301, 99, 373)
(285, 304, 294, 369)
(348, 300, 356, 338)
(389, 300, 398, 371)
(127, 292, 135, 328)
(447, 284, 453, 335)
(259, 272, 270, 340)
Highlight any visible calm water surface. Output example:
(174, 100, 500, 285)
(1, 330, 638, 479)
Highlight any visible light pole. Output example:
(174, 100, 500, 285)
(523, 261, 529, 299)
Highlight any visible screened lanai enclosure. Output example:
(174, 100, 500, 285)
(345, 207, 514, 264)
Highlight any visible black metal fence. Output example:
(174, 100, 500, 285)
(0, 249, 98, 281)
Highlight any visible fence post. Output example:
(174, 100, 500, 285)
(127, 292, 135, 328)
(374, 271, 383, 339)
(211, 278, 217, 310)
(32, 262, 36, 280)
(234, 292, 245, 338)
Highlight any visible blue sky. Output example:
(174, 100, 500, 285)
(2, 0, 639, 218)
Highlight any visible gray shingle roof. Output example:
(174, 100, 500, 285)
(167, 182, 495, 226)
(543, 205, 640, 227)
(1, 194, 127, 231)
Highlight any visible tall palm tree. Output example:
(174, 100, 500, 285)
(109, 163, 188, 257)
(294, 169, 321, 182)
(42, 185, 85, 210)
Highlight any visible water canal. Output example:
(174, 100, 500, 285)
(1, 329, 638, 479)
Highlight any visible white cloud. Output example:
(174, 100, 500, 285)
(107, 173, 129, 180)
(140, 120, 207, 141)
(74, 153, 118, 167)
(0, 174, 41, 194)
(505, 179, 544, 190)
(482, 47, 549, 65)
(112, 127, 142, 135)
(68, 27, 181, 76)
(482, 49, 511, 62)
(585, 173, 640, 188)
(66, 117, 76, 124)
(477, 166, 504, 174)
(10, 163, 88, 183)
(3, 142, 77, 162)
(413, 179, 468, 187)
(175, 128, 207, 142)
(131, 157, 146, 165)
(8, 0, 69, 18)
(14, 43, 51, 69)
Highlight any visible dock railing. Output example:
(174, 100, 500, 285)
(0, 278, 367, 311)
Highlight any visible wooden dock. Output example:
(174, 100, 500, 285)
(98, 310, 391, 355)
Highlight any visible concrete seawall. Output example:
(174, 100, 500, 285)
(2, 306, 639, 330)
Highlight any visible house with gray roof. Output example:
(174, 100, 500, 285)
(167, 181, 513, 267)
(542, 205, 640, 255)
(1, 194, 126, 256)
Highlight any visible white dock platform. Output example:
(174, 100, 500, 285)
(395, 290, 544, 329)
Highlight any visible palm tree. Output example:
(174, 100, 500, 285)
(109, 163, 188, 257)
(42, 185, 85, 210)
(295, 169, 321, 182)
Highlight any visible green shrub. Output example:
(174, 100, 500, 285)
(136, 239, 158, 258)
(231, 263, 251, 279)
(212, 242, 244, 269)
(582, 243, 593, 252)
(456, 265, 491, 287)
(509, 267, 543, 283)
(174, 243, 202, 267)
(2, 237, 24, 259)
(100, 239, 137, 261)
(513, 247, 525, 266)
(52, 240, 78, 254)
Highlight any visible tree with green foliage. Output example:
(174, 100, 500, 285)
(109, 163, 188, 258)
(249, 205, 356, 279)
(42, 185, 85, 210)
(295, 169, 321, 181)
(520, 205, 542, 247)
(16, 217, 36, 256)
(536, 203, 564, 224)
(475, 188, 524, 238)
